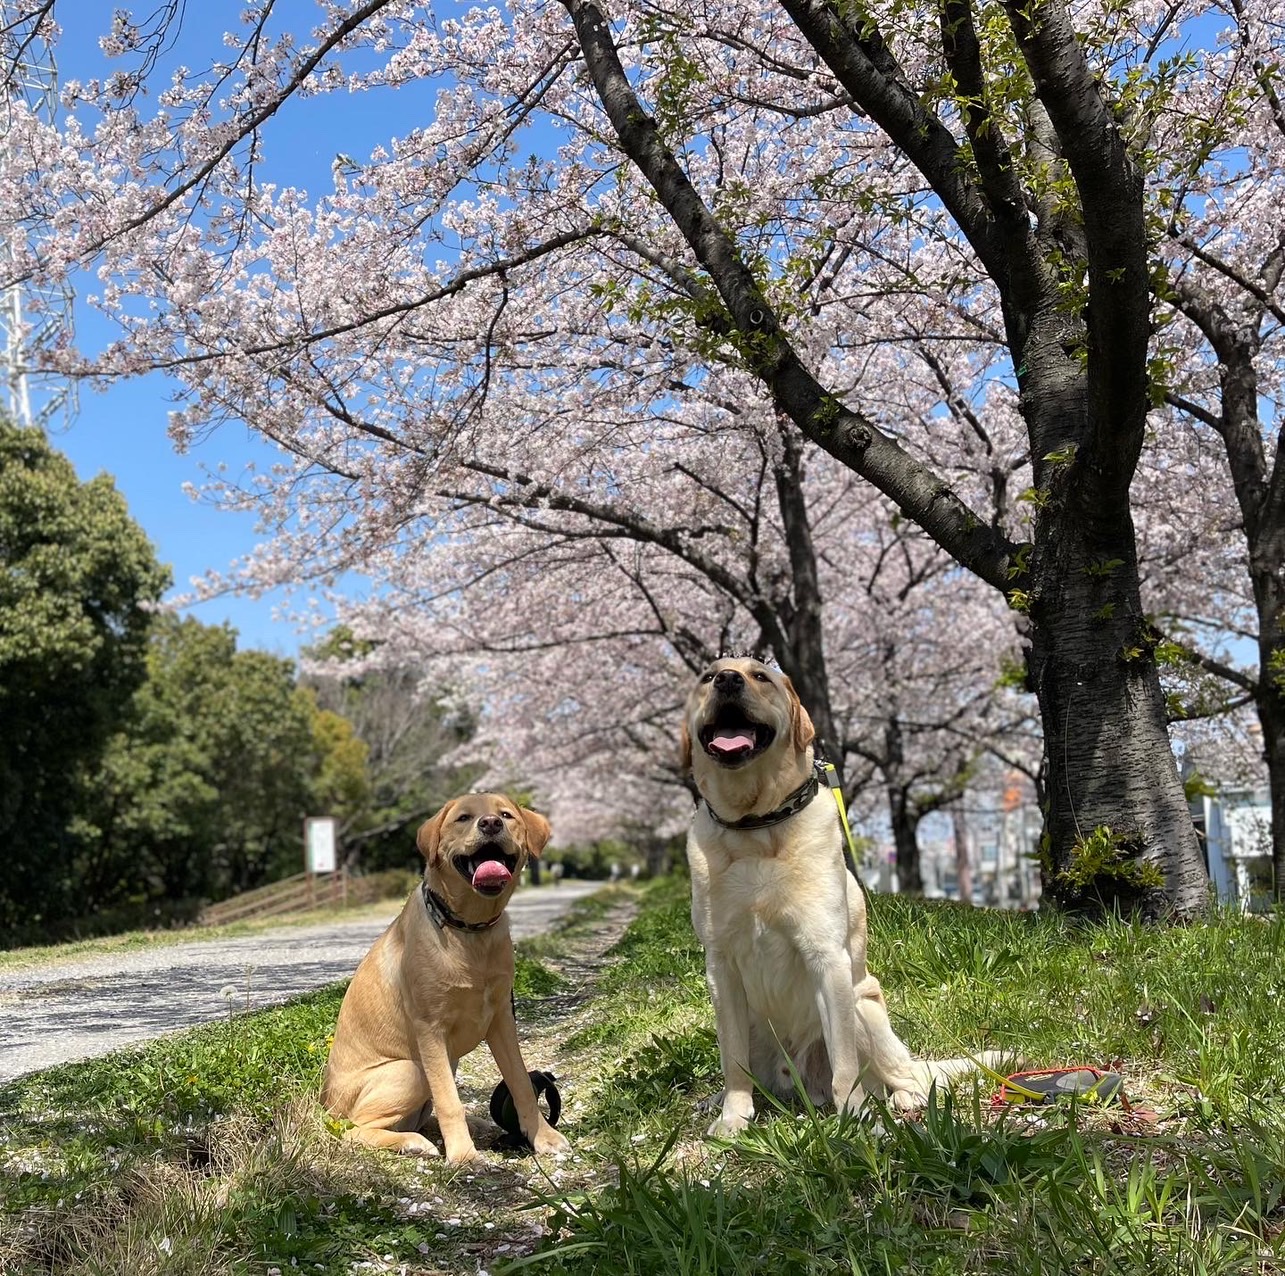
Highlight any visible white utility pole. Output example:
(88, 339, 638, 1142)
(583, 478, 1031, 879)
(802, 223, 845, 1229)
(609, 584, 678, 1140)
(1, 3, 76, 430)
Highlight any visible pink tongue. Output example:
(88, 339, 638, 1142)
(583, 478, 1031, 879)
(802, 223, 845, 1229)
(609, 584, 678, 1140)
(709, 731, 755, 754)
(472, 860, 512, 892)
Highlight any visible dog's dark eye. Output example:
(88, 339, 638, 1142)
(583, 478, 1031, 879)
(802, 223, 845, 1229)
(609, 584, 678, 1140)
(500, 810, 514, 820)
(752, 672, 770, 682)
(456, 812, 471, 823)
(700, 671, 714, 683)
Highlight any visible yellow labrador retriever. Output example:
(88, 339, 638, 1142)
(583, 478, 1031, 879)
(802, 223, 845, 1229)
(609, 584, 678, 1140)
(682, 656, 1003, 1137)
(323, 792, 569, 1165)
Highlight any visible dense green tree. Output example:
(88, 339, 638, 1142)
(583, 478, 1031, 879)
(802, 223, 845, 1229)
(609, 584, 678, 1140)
(304, 630, 478, 871)
(0, 421, 168, 943)
(306, 694, 372, 833)
(76, 616, 371, 917)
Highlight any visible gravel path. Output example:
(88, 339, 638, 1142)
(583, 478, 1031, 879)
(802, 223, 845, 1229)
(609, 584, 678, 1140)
(0, 880, 603, 1084)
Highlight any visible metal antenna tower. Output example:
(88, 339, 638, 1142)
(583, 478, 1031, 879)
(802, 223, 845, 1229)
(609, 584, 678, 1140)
(1, 4, 76, 431)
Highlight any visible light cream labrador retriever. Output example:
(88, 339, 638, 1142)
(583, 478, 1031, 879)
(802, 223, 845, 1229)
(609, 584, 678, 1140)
(682, 656, 1003, 1137)
(322, 792, 569, 1165)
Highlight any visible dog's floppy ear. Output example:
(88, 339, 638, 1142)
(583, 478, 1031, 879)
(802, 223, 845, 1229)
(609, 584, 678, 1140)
(416, 801, 454, 866)
(784, 676, 816, 754)
(679, 720, 693, 773)
(517, 805, 552, 857)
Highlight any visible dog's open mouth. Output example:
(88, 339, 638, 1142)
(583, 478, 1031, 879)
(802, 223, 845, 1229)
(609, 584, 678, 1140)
(698, 710, 775, 766)
(453, 843, 519, 896)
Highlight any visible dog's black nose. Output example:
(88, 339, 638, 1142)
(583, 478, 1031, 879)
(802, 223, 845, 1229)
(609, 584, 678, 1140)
(713, 669, 744, 693)
(477, 815, 504, 837)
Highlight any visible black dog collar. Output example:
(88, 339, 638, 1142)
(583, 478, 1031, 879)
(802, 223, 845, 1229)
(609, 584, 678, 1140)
(703, 771, 821, 831)
(422, 880, 503, 932)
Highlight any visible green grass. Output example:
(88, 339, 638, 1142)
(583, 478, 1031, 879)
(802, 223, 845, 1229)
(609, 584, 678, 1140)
(3, 880, 1285, 1275)
(517, 885, 1285, 1275)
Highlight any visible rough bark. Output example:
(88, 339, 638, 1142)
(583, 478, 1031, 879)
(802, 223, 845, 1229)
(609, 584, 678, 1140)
(888, 788, 924, 896)
(1026, 496, 1210, 914)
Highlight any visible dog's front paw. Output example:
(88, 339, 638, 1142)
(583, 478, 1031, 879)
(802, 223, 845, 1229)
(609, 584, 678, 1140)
(395, 1132, 442, 1157)
(885, 1061, 938, 1111)
(707, 1109, 751, 1139)
(444, 1142, 484, 1168)
(529, 1124, 570, 1157)
(886, 1086, 928, 1112)
(707, 1088, 754, 1138)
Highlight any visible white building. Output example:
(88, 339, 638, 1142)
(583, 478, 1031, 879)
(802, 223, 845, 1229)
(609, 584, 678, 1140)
(1192, 788, 1275, 911)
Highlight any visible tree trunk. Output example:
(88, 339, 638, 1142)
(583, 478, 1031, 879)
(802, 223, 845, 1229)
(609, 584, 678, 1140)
(643, 837, 670, 879)
(1027, 504, 1209, 917)
(888, 785, 923, 896)
(952, 803, 974, 905)
(884, 708, 922, 894)
(1256, 570, 1285, 900)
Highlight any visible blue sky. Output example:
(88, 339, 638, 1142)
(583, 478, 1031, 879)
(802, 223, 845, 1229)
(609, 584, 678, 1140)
(39, 3, 424, 656)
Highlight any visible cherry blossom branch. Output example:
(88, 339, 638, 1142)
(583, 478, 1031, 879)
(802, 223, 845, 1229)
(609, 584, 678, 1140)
(3, 0, 400, 286)
(1163, 390, 1222, 434)
(1166, 275, 1273, 535)
(774, 0, 1007, 285)
(600, 229, 721, 314)
(1160, 636, 1259, 696)
(0, 0, 56, 93)
(726, 90, 855, 119)
(1169, 229, 1285, 330)
(1170, 695, 1256, 725)
(131, 227, 601, 372)
(598, 543, 717, 672)
(560, 0, 1018, 593)
(441, 463, 758, 610)
(442, 452, 818, 674)
(669, 462, 757, 530)
(1229, 0, 1285, 143)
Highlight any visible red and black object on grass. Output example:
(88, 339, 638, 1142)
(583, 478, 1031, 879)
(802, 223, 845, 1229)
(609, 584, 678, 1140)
(997, 1067, 1126, 1106)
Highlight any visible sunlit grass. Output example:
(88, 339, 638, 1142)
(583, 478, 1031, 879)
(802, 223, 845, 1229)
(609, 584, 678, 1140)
(515, 884, 1285, 1275)
(4, 879, 1284, 1274)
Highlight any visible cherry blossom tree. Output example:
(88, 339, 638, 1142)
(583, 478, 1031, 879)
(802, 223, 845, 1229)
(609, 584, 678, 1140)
(1145, 1, 1285, 894)
(825, 523, 1038, 893)
(2, 0, 1278, 913)
(310, 386, 1030, 891)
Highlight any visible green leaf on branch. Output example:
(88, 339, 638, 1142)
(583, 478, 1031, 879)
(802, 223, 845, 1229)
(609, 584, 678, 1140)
(1081, 557, 1125, 577)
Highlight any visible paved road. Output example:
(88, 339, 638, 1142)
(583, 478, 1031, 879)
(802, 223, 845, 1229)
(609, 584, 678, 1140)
(0, 880, 602, 1084)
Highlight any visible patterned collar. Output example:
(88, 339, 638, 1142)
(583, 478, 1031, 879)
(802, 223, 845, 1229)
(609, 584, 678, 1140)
(703, 771, 821, 831)
(422, 879, 503, 932)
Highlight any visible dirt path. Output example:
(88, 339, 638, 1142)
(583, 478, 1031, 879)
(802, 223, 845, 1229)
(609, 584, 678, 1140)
(459, 892, 641, 1111)
(404, 893, 645, 1270)
(0, 880, 604, 1084)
